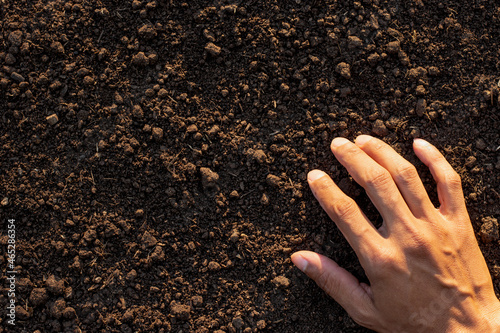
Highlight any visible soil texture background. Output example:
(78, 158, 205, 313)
(1, 0, 500, 332)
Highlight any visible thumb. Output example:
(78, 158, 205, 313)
(291, 251, 377, 327)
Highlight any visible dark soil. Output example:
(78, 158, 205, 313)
(1, 0, 499, 332)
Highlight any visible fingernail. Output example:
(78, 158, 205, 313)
(291, 254, 308, 272)
(331, 137, 350, 148)
(414, 138, 431, 149)
(355, 135, 373, 146)
(308, 170, 326, 181)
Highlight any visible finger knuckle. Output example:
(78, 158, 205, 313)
(394, 163, 420, 186)
(364, 169, 393, 189)
(339, 144, 363, 157)
(333, 198, 359, 221)
(443, 170, 462, 189)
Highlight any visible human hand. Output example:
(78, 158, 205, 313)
(291, 135, 500, 332)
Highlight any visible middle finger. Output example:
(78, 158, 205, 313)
(331, 138, 412, 224)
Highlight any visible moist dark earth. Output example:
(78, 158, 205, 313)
(1, 0, 499, 332)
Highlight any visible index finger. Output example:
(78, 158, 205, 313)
(308, 169, 383, 259)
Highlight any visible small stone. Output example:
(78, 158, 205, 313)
(428, 66, 440, 76)
(372, 119, 388, 137)
(135, 209, 145, 217)
(272, 275, 290, 288)
(62, 307, 77, 319)
(479, 217, 499, 244)
(336, 62, 351, 79)
(256, 319, 266, 329)
(1, 197, 8, 206)
(83, 75, 95, 86)
(207, 125, 220, 136)
(191, 295, 203, 307)
(8, 30, 23, 46)
(347, 35, 363, 49)
(367, 53, 380, 67)
(46, 114, 59, 125)
(171, 301, 191, 321)
(260, 193, 269, 205)
(186, 124, 198, 133)
(416, 85, 426, 96)
(416, 99, 427, 116)
(266, 174, 281, 187)
(11, 72, 25, 82)
(30, 288, 49, 307)
(280, 83, 290, 93)
(158, 88, 168, 98)
(132, 105, 144, 118)
(152, 127, 163, 140)
(208, 261, 221, 271)
(229, 230, 240, 242)
(126, 269, 137, 281)
(51, 41, 65, 54)
(247, 148, 267, 164)
(132, 52, 149, 66)
(386, 41, 401, 54)
(232, 316, 245, 330)
(5, 53, 16, 65)
(229, 190, 239, 199)
(205, 42, 221, 56)
(200, 167, 219, 190)
(141, 231, 157, 248)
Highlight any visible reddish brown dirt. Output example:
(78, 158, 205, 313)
(1, 1, 499, 332)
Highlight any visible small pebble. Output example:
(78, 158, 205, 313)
(152, 127, 163, 140)
(11, 72, 25, 82)
(266, 174, 281, 187)
(336, 62, 351, 80)
(46, 114, 59, 125)
(205, 42, 221, 56)
(372, 119, 388, 137)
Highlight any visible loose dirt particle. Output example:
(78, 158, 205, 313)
(336, 62, 351, 79)
(372, 119, 388, 137)
(386, 41, 401, 54)
(200, 167, 219, 190)
(171, 302, 191, 320)
(480, 217, 499, 244)
(29, 288, 49, 307)
(416, 99, 427, 116)
(152, 127, 163, 140)
(272, 275, 290, 289)
(132, 52, 149, 66)
(205, 42, 222, 56)
(266, 174, 281, 187)
(45, 275, 65, 295)
(141, 231, 157, 248)
(208, 261, 221, 271)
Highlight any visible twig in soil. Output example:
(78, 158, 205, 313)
(166, 149, 184, 174)
(241, 189, 256, 198)
(97, 30, 104, 44)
